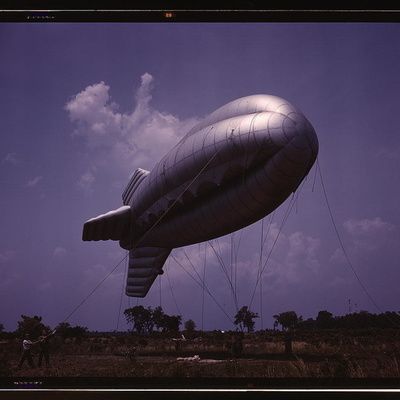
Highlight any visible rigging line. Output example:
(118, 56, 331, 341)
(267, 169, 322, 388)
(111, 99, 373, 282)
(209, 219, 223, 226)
(181, 247, 214, 312)
(293, 177, 308, 215)
(214, 238, 239, 313)
(259, 213, 273, 276)
(180, 247, 217, 328)
(230, 234, 236, 313)
(207, 240, 229, 281)
(230, 234, 234, 286)
(215, 238, 225, 272)
(213, 237, 232, 285)
(261, 211, 275, 253)
(170, 253, 234, 324)
(208, 240, 239, 313)
(116, 251, 129, 331)
(211, 238, 233, 288)
(317, 159, 380, 309)
(165, 262, 182, 316)
(260, 195, 296, 278)
(171, 252, 233, 324)
(312, 158, 318, 192)
(201, 242, 207, 331)
(62, 252, 129, 323)
(249, 195, 296, 308)
(259, 218, 264, 330)
(234, 229, 243, 260)
(259, 192, 298, 278)
(255, 213, 274, 326)
(181, 247, 220, 311)
(234, 229, 243, 306)
(216, 236, 237, 307)
(127, 256, 131, 309)
(316, 160, 399, 328)
(182, 248, 204, 283)
(159, 274, 162, 308)
(64, 149, 221, 323)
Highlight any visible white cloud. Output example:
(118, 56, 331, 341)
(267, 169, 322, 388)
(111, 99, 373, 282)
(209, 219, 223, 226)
(77, 169, 96, 194)
(329, 247, 345, 265)
(329, 216, 397, 269)
(375, 146, 400, 160)
(53, 247, 67, 258)
(286, 231, 321, 275)
(65, 81, 123, 146)
(343, 217, 396, 254)
(260, 225, 321, 287)
(166, 223, 322, 306)
(26, 175, 43, 188)
(65, 73, 200, 181)
(2, 152, 19, 165)
(343, 217, 395, 237)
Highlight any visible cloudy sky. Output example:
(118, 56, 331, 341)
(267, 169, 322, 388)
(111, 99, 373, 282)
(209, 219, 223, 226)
(1, 23, 400, 332)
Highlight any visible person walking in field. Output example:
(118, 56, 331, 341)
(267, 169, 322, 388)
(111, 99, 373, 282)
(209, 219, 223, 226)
(17, 334, 38, 369)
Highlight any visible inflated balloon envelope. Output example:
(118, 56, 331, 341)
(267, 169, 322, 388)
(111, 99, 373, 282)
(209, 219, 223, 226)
(82, 94, 319, 297)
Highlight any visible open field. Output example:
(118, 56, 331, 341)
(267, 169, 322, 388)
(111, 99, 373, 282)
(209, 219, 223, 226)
(2, 330, 400, 378)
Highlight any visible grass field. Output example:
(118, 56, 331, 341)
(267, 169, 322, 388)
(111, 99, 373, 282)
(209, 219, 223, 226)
(2, 330, 400, 378)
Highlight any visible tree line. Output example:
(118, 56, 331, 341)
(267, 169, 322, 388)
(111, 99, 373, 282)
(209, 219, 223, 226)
(0, 315, 88, 341)
(1, 307, 400, 339)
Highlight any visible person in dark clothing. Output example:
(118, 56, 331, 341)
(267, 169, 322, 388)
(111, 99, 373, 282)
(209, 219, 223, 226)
(17, 334, 38, 369)
(230, 333, 243, 358)
(284, 329, 294, 355)
(37, 329, 56, 367)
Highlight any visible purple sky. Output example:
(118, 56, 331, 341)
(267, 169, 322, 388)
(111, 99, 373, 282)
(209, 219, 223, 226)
(1, 23, 400, 332)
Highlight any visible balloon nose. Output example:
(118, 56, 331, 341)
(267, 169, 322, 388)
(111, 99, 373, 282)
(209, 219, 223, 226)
(296, 118, 319, 158)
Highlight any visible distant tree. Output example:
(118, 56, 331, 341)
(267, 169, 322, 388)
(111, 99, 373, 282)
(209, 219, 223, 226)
(297, 317, 316, 330)
(184, 319, 196, 333)
(55, 322, 88, 341)
(68, 326, 88, 339)
(152, 306, 166, 332)
(124, 306, 154, 334)
(273, 311, 301, 331)
(273, 311, 302, 356)
(234, 306, 259, 333)
(292, 310, 400, 331)
(16, 315, 48, 338)
(55, 322, 71, 337)
(0, 323, 4, 333)
(316, 310, 334, 329)
(162, 315, 182, 333)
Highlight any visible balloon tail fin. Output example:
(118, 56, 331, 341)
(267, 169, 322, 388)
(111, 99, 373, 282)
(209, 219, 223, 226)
(125, 246, 172, 297)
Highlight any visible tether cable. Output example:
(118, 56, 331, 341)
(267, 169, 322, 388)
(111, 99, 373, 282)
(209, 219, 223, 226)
(62, 253, 128, 323)
(317, 160, 399, 327)
(170, 253, 234, 324)
(208, 240, 239, 313)
(116, 251, 129, 331)
(165, 263, 182, 316)
(249, 194, 296, 309)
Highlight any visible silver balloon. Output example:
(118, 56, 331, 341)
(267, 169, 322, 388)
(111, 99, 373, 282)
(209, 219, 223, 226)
(83, 94, 319, 297)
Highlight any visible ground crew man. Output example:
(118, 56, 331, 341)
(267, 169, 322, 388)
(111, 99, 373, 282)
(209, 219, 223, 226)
(38, 329, 56, 367)
(17, 334, 38, 369)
